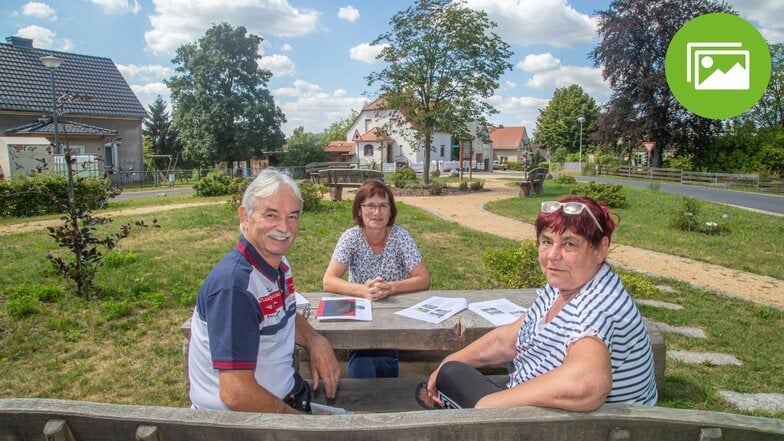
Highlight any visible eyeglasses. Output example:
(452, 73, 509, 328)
(541, 201, 604, 233)
(360, 203, 390, 212)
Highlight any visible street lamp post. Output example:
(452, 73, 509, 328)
(577, 116, 585, 175)
(39, 55, 63, 155)
(40, 55, 77, 220)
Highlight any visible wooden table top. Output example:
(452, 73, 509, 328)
(300, 289, 539, 351)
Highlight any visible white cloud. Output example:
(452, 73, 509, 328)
(734, 0, 784, 43)
(517, 53, 560, 72)
(524, 65, 610, 102)
(59, 38, 74, 51)
(464, 0, 597, 47)
(21, 2, 57, 20)
(486, 94, 549, 131)
(145, 0, 320, 55)
(16, 25, 55, 48)
(130, 82, 171, 109)
(280, 43, 293, 51)
(338, 5, 360, 23)
(349, 42, 385, 64)
(273, 80, 366, 134)
(90, 0, 141, 15)
(259, 54, 296, 77)
(116, 64, 174, 83)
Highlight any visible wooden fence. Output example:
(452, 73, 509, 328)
(597, 166, 784, 193)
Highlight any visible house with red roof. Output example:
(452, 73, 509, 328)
(339, 97, 493, 171)
(489, 126, 533, 166)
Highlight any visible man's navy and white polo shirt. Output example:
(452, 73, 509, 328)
(189, 235, 298, 410)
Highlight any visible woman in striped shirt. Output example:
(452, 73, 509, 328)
(417, 195, 657, 411)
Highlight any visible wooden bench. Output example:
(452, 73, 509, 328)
(317, 168, 384, 201)
(515, 167, 548, 197)
(2, 398, 783, 440)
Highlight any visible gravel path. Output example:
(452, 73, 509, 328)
(395, 177, 784, 309)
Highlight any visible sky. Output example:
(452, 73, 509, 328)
(2, 0, 783, 137)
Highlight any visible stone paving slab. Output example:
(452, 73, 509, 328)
(668, 350, 741, 365)
(718, 390, 784, 413)
(636, 299, 684, 310)
(649, 321, 706, 338)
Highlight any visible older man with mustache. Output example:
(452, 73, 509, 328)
(188, 169, 340, 414)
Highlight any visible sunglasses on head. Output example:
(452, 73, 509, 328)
(541, 201, 604, 233)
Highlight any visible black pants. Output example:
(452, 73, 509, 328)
(435, 361, 506, 408)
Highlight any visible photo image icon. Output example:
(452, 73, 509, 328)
(687, 43, 749, 90)
(665, 13, 771, 119)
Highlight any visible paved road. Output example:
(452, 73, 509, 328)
(572, 175, 784, 215)
(113, 187, 196, 201)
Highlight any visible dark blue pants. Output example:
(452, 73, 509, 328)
(347, 349, 399, 378)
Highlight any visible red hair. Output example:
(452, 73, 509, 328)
(535, 195, 616, 248)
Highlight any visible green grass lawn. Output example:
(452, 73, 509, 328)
(0, 196, 782, 419)
(486, 181, 784, 280)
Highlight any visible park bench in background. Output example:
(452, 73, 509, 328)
(515, 167, 549, 197)
(317, 168, 384, 201)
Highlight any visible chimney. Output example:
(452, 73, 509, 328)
(6, 36, 33, 48)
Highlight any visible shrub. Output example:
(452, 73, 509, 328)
(0, 173, 118, 217)
(469, 180, 483, 191)
(429, 182, 443, 195)
(193, 172, 246, 197)
(393, 167, 417, 181)
(670, 197, 729, 235)
(458, 180, 468, 191)
(670, 197, 701, 232)
(483, 240, 546, 288)
(575, 181, 626, 208)
(507, 162, 526, 172)
(554, 175, 576, 185)
(299, 181, 327, 212)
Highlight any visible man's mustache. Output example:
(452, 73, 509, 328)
(267, 231, 292, 240)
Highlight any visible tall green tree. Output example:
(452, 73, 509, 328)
(591, 0, 732, 167)
(167, 23, 286, 168)
(142, 95, 180, 170)
(535, 85, 600, 158)
(747, 43, 784, 128)
(367, 0, 512, 183)
(322, 110, 358, 142)
(279, 127, 328, 167)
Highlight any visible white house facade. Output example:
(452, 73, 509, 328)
(342, 98, 493, 171)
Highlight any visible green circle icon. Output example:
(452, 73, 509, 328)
(665, 13, 771, 119)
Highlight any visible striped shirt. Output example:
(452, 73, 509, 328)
(509, 264, 658, 405)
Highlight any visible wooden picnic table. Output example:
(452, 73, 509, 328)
(301, 289, 538, 351)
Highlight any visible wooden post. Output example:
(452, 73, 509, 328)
(43, 419, 75, 441)
(458, 139, 464, 181)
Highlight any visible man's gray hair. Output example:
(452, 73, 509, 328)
(240, 168, 303, 233)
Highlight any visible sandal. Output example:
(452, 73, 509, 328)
(415, 381, 444, 410)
